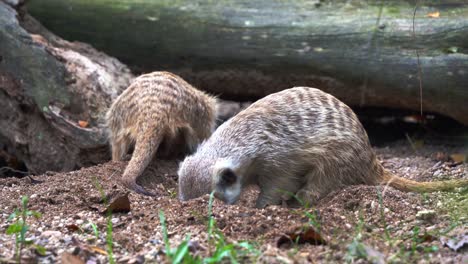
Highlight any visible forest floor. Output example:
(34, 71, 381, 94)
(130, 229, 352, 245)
(0, 139, 467, 263)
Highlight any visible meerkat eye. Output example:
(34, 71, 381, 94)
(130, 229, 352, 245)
(220, 168, 237, 186)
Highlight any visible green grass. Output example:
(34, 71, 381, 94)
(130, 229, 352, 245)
(89, 221, 100, 240)
(6, 195, 45, 262)
(93, 178, 115, 264)
(159, 211, 195, 264)
(344, 212, 367, 263)
(342, 187, 462, 263)
(389, 188, 467, 262)
(377, 188, 393, 246)
(158, 192, 260, 264)
(278, 189, 322, 231)
(435, 188, 468, 224)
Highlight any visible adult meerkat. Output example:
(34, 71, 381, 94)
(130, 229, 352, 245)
(178, 87, 468, 208)
(106, 71, 217, 195)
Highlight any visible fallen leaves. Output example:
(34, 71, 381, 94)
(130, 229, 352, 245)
(449, 153, 466, 163)
(61, 252, 85, 264)
(427, 11, 440, 18)
(66, 224, 82, 233)
(89, 246, 108, 256)
(78, 120, 88, 128)
(276, 225, 326, 248)
(60, 237, 106, 264)
(432, 152, 466, 163)
(403, 115, 426, 124)
(419, 233, 437, 243)
(442, 234, 468, 252)
(101, 192, 131, 214)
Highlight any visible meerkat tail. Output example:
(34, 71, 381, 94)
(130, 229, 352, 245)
(121, 126, 166, 196)
(380, 170, 468, 192)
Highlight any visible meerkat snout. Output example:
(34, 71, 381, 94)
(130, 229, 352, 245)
(177, 156, 213, 201)
(178, 157, 243, 203)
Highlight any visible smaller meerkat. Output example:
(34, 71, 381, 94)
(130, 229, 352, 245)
(178, 87, 468, 207)
(106, 71, 217, 195)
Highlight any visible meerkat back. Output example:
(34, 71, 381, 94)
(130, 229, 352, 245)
(179, 87, 467, 208)
(106, 71, 217, 195)
(179, 87, 377, 204)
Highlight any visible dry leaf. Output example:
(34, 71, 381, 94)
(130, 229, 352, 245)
(442, 235, 468, 251)
(69, 237, 104, 262)
(61, 252, 85, 264)
(420, 233, 437, 243)
(403, 115, 425, 124)
(89, 246, 108, 256)
(276, 225, 326, 247)
(66, 224, 82, 232)
(427, 11, 440, 18)
(449, 153, 466, 163)
(78, 120, 88, 128)
(102, 193, 131, 214)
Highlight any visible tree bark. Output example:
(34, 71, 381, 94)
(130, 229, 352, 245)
(27, 0, 468, 125)
(0, 1, 133, 174)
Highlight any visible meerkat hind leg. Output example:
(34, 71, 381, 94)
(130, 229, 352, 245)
(289, 188, 322, 208)
(255, 177, 303, 208)
(158, 124, 197, 159)
(255, 188, 282, 208)
(111, 135, 132, 161)
(288, 169, 330, 208)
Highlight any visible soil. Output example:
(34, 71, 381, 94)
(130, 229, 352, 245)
(0, 140, 467, 263)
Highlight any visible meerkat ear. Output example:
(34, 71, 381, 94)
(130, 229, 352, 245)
(219, 168, 237, 186)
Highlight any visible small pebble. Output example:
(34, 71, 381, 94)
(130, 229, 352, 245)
(416, 210, 436, 222)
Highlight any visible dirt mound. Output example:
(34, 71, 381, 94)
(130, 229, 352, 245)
(0, 142, 466, 263)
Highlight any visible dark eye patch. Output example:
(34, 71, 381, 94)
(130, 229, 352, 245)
(220, 168, 237, 186)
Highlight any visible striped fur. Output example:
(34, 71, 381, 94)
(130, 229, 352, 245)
(106, 71, 217, 195)
(178, 87, 467, 207)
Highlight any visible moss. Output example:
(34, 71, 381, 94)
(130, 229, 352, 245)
(434, 189, 468, 224)
(385, 6, 401, 15)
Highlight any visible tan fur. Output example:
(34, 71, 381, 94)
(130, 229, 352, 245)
(178, 87, 468, 207)
(106, 71, 217, 195)
(381, 170, 467, 193)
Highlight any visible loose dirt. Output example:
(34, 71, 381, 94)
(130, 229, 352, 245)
(0, 141, 467, 263)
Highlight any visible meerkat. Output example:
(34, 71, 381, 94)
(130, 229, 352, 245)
(178, 87, 468, 208)
(106, 71, 217, 195)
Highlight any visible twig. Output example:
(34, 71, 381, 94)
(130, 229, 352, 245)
(27, 175, 43, 184)
(0, 166, 29, 176)
(405, 133, 420, 154)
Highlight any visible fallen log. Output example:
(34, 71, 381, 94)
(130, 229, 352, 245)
(0, 1, 133, 174)
(27, 0, 468, 124)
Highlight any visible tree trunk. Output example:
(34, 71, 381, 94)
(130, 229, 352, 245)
(27, 0, 468, 125)
(0, 1, 133, 174)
